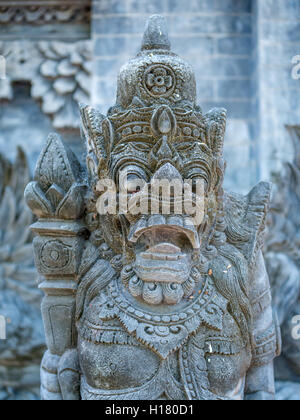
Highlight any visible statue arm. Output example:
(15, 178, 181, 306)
(25, 133, 87, 400)
(245, 251, 281, 400)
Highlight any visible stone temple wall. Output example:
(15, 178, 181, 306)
(0, 0, 92, 170)
(252, 0, 300, 181)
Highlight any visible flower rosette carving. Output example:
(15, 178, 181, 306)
(31, 41, 92, 129)
(41, 240, 71, 270)
(25, 133, 87, 220)
(144, 65, 175, 97)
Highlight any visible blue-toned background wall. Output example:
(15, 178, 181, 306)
(253, 0, 300, 181)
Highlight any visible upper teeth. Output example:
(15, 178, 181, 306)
(128, 215, 200, 249)
(140, 252, 186, 261)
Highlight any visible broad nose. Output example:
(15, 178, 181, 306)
(150, 163, 184, 214)
(152, 163, 183, 183)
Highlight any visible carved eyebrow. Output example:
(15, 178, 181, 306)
(112, 142, 153, 155)
(114, 138, 154, 148)
(121, 139, 153, 145)
(174, 142, 211, 153)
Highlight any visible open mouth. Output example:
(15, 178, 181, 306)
(128, 215, 200, 250)
(124, 215, 200, 305)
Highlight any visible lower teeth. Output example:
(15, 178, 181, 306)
(162, 283, 184, 305)
(142, 282, 163, 305)
(128, 275, 143, 298)
(127, 275, 194, 305)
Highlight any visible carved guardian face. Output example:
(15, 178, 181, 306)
(80, 18, 226, 308)
(84, 102, 224, 307)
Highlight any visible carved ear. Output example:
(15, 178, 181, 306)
(204, 108, 227, 157)
(79, 103, 111, 159)
(79, 103, 113, 179)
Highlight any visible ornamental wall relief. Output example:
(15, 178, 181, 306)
(0, 1, 91, 25)
(0, 40, 92, 130)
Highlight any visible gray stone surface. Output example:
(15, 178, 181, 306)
(252, 0, 300, 182)
(0, 40, 92, 131)
(0, 83, 54, 172)
(265, 126, 300, 400)
(0, 36, 92, 171)
(26, 15, 279, 400)
(0, 148, 45, 400)
(91, 0, 300, 197)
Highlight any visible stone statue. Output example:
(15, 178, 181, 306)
(25, 15, 280, 400)
(265, 126, 300, 400)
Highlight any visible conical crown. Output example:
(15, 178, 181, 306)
(116, 15, 197, 109)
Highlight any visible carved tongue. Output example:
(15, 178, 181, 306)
(146, 243, 181, 254)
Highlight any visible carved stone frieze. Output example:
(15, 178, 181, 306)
(0, 1, 91, 25)
(0, 40, 92, 129)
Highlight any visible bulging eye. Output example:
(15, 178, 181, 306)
(190, 177, 208, 195)
(126, 176, 143, 193)
(185, 167, 210, 193)
(184, 175, 208, 195)
(119, 165, 147, 193)
(184, 178, 204, 195)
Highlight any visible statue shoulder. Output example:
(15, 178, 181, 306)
(224, 181, 271, 267)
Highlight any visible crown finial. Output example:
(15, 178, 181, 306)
(141, 15, 171, 51)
